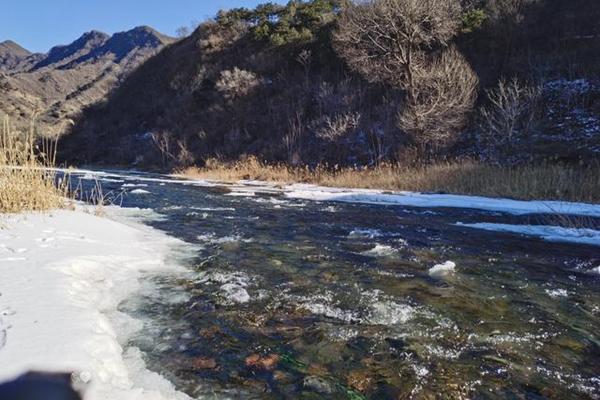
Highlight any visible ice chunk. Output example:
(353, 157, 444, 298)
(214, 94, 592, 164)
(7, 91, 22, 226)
(429, 261, 456, 277)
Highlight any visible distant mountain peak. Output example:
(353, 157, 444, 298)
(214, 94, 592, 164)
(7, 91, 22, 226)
(0, 40, 33, 71)
(112, 26, 175, 46)
(0, 40, 31, 56)
(32, 30, 110, 70)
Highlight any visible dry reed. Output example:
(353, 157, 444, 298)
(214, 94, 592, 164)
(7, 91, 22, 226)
(0, 115, 65, 213)
(180, 156, 600, 203)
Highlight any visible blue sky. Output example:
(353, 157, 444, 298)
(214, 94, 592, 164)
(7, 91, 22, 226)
(2, 0, 284, 53)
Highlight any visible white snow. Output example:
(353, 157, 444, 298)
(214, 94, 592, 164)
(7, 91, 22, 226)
(429, 261, 457, 277)
(283, 184, 600, 217)
(457, 222, 600, 246)
(0, 207, 192, 400)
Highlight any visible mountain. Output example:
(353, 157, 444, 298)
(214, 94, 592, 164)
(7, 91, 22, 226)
(0, 26, 175, 133)
(0, 40, 37, 72)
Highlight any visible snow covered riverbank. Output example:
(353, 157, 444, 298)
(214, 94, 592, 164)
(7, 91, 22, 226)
(0, 207, 192, 400)
(52, 168, 600, 217)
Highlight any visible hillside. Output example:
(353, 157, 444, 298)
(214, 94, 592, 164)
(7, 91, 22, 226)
(59, 0, 600, 170)
(0, 26, 175, 133)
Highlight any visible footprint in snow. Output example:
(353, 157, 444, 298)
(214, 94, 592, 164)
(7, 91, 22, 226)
(1, 307, 16, 317)
(0, 245, 28, 254)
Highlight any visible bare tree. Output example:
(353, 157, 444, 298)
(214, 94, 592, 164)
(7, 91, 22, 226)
(480, 78, 542, 148)
(334, 0, 462, 101)
(397, 47, 479, 148)
(215, 68, 262, 101)
(151, 131, 176, 165)
(334, 0, 477, 149)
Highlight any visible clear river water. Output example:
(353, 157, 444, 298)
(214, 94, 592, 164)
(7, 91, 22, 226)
(72, 169, 599, 400)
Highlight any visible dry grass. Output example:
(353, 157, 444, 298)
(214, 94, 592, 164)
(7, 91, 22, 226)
(0, 116, 66, 213)
(180, 156, 600, 203)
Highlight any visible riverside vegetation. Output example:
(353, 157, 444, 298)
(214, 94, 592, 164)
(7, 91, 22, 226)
(0, 116, 65, 213)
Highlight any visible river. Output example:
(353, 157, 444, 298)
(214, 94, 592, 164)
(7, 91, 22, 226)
(70, 169, 600, 399)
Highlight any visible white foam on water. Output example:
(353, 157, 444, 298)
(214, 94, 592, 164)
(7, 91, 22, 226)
(197, 232, 252, 244)
(130, 189, 151, 195)
(586, 266, 600, 275)
(348, 229, 384, 239)
(361, 244, 399, 257)
(301, 302, 360, 323)
(191, 207, 236, 212)
(545, 288, 569, 298)
(366, 301, 416, 325)
(196, 270, 255, 305)
(219, 283, 251, 304)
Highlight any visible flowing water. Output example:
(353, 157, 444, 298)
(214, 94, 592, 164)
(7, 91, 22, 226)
(72, 169, 599, 399)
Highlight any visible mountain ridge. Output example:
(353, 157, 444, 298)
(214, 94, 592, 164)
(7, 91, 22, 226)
(0, 26, 176, 133)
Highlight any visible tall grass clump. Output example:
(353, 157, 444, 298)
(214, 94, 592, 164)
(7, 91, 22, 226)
(0, 116, 65, 213)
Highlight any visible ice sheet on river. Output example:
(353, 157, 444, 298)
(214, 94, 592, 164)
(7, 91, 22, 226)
(457, 222, 600, 246)
(282, 184, 600, 217)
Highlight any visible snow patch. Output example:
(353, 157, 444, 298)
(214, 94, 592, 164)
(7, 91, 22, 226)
(457, 223, 600, 246)
(284, 184, 600, 217)
(0, 208, 192, 400)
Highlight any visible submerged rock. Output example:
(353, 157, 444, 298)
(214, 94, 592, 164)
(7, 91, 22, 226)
(245, 354, 280, 371)
(191, 357, 218, 370)
(347, 369, 375, 393)
(303, 375, 335, 394)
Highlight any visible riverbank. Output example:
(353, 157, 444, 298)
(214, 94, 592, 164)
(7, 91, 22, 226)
(180, 158, 600, 203)
(0, 206, 192, 400)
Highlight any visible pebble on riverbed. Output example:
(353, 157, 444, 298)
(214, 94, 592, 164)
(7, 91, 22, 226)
(303, 376, 335, 394)
(190, 357, 218, 370)
(244, 354, 280, 371)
